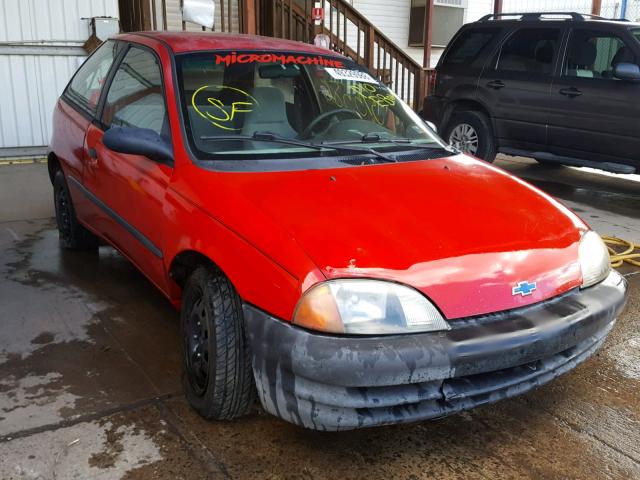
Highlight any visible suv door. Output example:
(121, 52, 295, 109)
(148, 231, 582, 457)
(82, 45, 172, 291)
(478, 27, 563, 150)
(548, 26, 640, 167)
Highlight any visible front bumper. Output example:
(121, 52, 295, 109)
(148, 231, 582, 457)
(244, 271, 627, 431)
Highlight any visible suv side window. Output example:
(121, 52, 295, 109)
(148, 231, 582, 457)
(564, 29, 637, 79)
(442, 28, 501, 68)
(496, 28, 560, 75)
(102, 46, 167, 135)
(66, 40, 120, 115)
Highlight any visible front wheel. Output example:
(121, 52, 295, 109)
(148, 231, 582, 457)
(444, 111, 497, 163)
(53, 170, 99, 250)
(181, 265, 255, 420)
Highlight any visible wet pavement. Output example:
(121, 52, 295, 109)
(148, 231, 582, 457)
(0, 157, 639, 479)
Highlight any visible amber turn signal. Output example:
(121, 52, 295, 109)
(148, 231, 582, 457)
(292, 284, 344, 334)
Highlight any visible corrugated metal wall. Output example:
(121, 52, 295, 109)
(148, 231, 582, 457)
(0, 0, 119, 155)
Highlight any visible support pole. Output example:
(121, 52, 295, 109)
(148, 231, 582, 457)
(422, 0, 433, 68)
(591, 0, 602, 16)
(494, 0, 503, 14)
(621, 0, 628, 19)
(242, 0, 257, 34)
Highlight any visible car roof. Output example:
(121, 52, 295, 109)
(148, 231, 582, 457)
(117, 31, 342, 56)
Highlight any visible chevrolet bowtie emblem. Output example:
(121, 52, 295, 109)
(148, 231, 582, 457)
(512, 281, 537, 296)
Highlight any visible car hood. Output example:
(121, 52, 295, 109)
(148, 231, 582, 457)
(191, 154, 587, 319)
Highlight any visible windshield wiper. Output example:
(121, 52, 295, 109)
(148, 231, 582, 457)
(199, 131, 397, 163)
(323, 133, 455, 153)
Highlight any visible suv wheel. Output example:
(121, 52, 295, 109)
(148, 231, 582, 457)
(445, 111, 497, 163)
(53, 170, 99, 250)
(181, 265, 255, 420)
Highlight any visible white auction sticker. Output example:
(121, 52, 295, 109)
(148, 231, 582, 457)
(324, 67, 378, 84)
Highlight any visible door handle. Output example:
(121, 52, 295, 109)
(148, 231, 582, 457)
(487, 80, 506, 89)
(559, 87, 582, 98)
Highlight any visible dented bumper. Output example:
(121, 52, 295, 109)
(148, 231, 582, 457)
(244, 271, 627, 431)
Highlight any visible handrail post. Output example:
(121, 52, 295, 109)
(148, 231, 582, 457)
(414, 69, 424, 112)
(493, 0, 503, 14)
(365, 24, 375, 70)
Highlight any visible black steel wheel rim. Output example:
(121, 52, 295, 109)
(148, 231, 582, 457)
(56, 185, 73, 244)
(185, 295, 210, 396)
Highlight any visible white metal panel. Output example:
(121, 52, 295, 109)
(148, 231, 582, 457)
(0, 0, 118, 43)
(0, 0, 117, 150)
(0, 53, 84, 148)
(352, 0, 412, 49)
(465, 0, 493, 22)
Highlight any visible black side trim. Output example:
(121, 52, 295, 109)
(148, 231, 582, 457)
(68, 175, 163, 258)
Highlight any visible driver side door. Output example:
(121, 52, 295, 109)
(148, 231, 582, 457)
(82, 44, 172, 292)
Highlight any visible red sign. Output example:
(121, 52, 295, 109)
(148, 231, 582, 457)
(312, 7, 324, 22)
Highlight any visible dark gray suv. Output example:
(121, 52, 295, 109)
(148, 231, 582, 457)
(423, 12, 640, 174)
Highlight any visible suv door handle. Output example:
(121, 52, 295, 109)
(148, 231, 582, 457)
(487, 80, 506, 89)
(559, 87, 582, 98)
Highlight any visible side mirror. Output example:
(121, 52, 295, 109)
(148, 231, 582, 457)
(614, 62, 640, 81)
(103, 127, 173, 165)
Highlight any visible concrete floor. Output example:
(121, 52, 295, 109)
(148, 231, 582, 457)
(0, 156, 639, 479)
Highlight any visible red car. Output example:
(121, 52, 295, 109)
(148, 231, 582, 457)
(48, 32, 627, 431)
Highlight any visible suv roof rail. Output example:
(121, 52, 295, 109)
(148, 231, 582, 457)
(477, 12, 605, 22)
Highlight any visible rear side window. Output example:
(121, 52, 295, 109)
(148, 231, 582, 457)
(66, 41, 120, 115)
(442, 28, 500, 67)
(632, 29, 640, 43)
(102, 47, 167, 135)
(496, 28, 560, 75)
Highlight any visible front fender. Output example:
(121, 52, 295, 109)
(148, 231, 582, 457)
(163, 187, 324, 321)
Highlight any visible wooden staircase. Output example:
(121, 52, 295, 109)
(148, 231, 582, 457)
(253, 0, 430, 111)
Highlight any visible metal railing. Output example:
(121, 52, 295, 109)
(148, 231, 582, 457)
(261, 0, 432, 111)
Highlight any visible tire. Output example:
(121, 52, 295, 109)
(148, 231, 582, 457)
(53, 170, 99, 250)
(444, 110, 497, 163)
(181, 265, 255, 420)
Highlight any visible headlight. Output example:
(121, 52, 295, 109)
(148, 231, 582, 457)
(579, 231, 611, 288)
(293, 279, 450, 334)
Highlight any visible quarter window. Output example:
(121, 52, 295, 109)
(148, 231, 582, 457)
(497, 28, 560, 75)
(564, 30, 637, 79)
(102, 47, 167, 135)
(66, 40, 120, 115)
(442, 28, 500, 67)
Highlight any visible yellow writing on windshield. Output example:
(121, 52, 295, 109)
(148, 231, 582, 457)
(318, 80, 395, 126)
(192, 85, 258, 131)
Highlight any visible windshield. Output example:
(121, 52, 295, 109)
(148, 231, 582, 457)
(176, 51, 443, 162)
